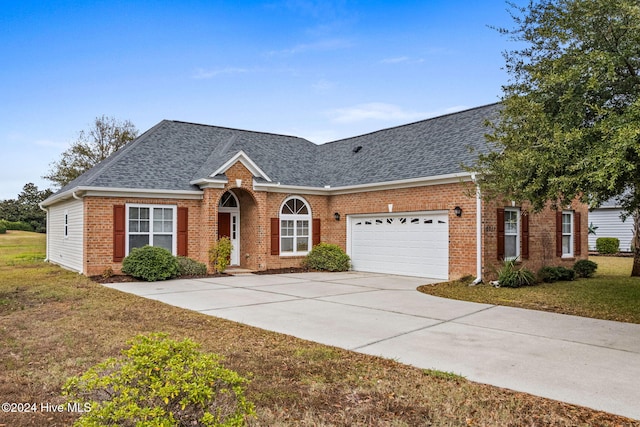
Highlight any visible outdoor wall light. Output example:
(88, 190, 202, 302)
(454, 206, 463, 217)
(334, 212, 341, 221)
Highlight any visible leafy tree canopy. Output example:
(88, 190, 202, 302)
(43, 115, 138, 188)
(474, 0, 640, 213)
(472, 0, 640, 274)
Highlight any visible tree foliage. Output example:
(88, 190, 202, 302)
(0, 183, 52, 232)
(44, 115, 138, 188)
(472, 0, 640, 274)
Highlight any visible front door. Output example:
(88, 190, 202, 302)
(217, 211, 239, 265)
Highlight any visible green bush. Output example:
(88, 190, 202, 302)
(0, 223, 6, 234)
(596, 237, 620, 254)
(63, 333, 255, 427)
(302, 243, 351, 272)
(177, 256, 208, 276)
(574, 259, 598, 278)
(537, 266, 577, 283)
(538, 266, 560, 283)
(0, 219, 34, 232)
(497, 259, 536, 288)
(555, 266, 576, 281)
(122, 246, 180, 281)
(209, 237, 233, 273)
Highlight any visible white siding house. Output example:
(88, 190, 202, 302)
(46, 198, 84, 272)
(588, 206, 634, 252)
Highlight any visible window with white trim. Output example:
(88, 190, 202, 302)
(504, 208, 520, 260)
(280, 197, 311, 255)
(562, 211, 573, 257)
(127, 205, 176, 254)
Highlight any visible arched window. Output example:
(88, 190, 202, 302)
(219, 191, 238, 208)
(279, 196, 311, 254)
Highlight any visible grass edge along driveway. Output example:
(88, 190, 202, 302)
(418, 256, 640, 324)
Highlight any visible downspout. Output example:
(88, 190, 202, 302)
(471, 173, 482, 285)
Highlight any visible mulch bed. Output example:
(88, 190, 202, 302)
(89, 273, 229, 284)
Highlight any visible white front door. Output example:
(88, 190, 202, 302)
(230, 212, 239, 265)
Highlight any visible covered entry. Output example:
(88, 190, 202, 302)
(347, 211, 449, 279)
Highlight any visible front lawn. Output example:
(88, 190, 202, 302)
(0, 231, 636, 426)
(418, 256, 640, 324)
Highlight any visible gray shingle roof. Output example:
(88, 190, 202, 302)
(54, 103, 501, 195)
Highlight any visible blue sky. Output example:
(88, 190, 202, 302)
(0, 0, 523, 200)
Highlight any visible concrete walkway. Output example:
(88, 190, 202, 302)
(104, 271, 640, 420)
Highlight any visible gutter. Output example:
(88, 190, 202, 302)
(471, 173, 483, 286)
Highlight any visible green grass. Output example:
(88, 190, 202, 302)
(1, 231, 636, 426)
(418, 256, 640, 324)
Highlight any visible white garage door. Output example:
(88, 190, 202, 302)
(348, 211, 449, 279)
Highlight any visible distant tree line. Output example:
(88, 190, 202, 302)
(0, 183, 52, 233)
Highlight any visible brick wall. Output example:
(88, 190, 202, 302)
(482, 199, 589, 280)
(80, 163, 588, 280)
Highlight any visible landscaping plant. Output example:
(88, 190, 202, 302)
(177, 256, 208, 276)
(596, 237, 620, 255)
(574, 260, 598, 278)
(121, 245, 180, 281)
(302, 242, 351, 272)
(209, 237, 232, 273)
(497, 259, 536, 288)
(63, 333, 255, 426)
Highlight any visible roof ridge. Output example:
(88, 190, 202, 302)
(168, 120, 314, 143)
(321, 102, 501, 146)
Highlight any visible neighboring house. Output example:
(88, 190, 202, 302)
(589, 198, 634, 252)
(40, 104, 588, 280)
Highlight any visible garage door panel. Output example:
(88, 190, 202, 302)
(349, 212, 449, 279)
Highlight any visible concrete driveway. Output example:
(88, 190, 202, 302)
(104, 271, 640, 421)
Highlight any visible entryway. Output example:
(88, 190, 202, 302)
(218, 191, 240, 265)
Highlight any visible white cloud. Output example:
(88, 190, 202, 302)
(380, 56, 425, 64)
(34, 139, 67, 149)
(266, 38, 352, 56)
(311, 78, 335, 92)
(328, 103, 470, 124)
(192, 67, 249, 79)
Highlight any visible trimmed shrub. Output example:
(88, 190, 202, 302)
(596, 237, 620, 254)
(538, 266, 560, 283)
(209, 237, 233, 273)
(302, 243, 351, 272)
(63, 333, 255, 426)
(177, 256, 208, 276)
(555, 266, 576, 281)
(122, 245, 180, 281)
(0, 223, 6, 234)
(574, 259, 598, 278)
(537, 266, 577, 283)
(496, 259, 536, 288)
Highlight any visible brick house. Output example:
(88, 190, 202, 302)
(40, 104, 588, 280)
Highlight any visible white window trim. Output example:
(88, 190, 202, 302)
(279, 196, 312, 256)
(562, 210, 574, 258)
(63, 210, 69, 239)
(125, 204, 177, 255)
(504, 207, 520, 261)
